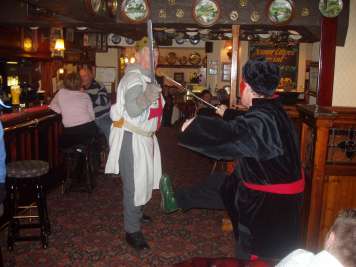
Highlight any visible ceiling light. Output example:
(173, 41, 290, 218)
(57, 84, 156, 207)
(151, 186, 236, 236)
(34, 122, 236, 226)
(257, 33, 271, 39)
(54, 38, 65, 51)
(23, 37, 33, 52)
(288, 30, 299, 35)
(186, 31, 198, 36)
(29, 26, 39, 30)
(76, 26, 88, 31)
(289, 34, 302, 40)
(164, 28, 176, 33)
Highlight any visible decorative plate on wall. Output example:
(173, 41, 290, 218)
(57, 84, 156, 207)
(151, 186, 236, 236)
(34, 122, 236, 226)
(125, 37, 135, 45)
(167, 52, 177, 65)
(121, 0, 150, 23)
(110, 34, 121, 45)
(189, 35, 200, 45)
(106, 0, 119, 17)
(266, 0, 294, 25)
(192, 0, 221, 27)
(319, 0, 343, 18)
(189, 52, 201, 65)
(85, 0, 103, 15)
(175, 37, 185, 45)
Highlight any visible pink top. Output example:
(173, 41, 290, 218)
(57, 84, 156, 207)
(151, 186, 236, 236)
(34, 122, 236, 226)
(49, 89, 95, 128)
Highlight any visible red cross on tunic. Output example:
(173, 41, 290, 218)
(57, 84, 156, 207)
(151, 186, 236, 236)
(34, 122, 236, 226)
(148, 96, 163, 130)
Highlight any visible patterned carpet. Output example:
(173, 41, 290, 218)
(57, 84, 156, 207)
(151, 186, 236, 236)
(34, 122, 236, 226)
(0, 126, 235, 267)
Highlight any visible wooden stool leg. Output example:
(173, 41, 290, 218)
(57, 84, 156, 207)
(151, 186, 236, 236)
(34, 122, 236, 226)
(39, 178, 51, 235)
(36, 184, 48, 249)
(84, 152, 93, 193)
(88, 150, 96, 189)
(7, 183, 16, 251)
(63, 154, 76, 193)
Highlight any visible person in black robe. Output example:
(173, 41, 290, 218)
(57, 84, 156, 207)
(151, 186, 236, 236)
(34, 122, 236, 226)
(171, 58, 304, 260)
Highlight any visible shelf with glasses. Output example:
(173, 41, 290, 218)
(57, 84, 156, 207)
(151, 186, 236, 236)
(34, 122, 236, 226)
(157, 64, 206, 69)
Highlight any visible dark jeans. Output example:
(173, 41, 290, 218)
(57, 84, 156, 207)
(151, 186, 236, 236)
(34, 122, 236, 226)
(60, 121, 98, 148)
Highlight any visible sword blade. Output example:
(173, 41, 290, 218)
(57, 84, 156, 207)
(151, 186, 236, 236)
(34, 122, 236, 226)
(163, 75, 218, 110)
(147, 19, 156, 84)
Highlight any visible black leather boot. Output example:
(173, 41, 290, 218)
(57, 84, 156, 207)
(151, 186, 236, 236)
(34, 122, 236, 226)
(140, 214, 152, 224)
(125, 231, 150, 251)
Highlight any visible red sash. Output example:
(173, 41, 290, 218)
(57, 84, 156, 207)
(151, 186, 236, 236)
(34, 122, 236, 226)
(242, 169, 305, 195)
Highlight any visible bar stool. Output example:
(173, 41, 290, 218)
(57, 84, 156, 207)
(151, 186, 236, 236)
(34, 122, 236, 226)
(61, 142, 96, 193)
(6, 160, 51, 250)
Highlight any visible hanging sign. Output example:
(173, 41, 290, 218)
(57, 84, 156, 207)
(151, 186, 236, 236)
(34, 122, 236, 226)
(249, 43, 299, 90)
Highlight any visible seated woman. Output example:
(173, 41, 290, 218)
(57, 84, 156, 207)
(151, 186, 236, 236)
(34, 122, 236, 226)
(197, 89, 215, 117)
(49, 72, 98, 148)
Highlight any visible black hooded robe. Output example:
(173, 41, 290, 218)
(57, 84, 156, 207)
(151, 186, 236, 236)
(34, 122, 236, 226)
(179, 98, 303, 260)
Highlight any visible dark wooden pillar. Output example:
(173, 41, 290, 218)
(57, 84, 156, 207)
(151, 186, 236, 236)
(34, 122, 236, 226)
(317, 17, 337, 106)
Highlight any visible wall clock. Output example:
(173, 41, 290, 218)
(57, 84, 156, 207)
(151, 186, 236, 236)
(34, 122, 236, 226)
(85, 0, 103, 15)
(266, 0, 294, 25)
(106, 0, 119, 17)
(319, 0, 343, 18)
(121, 0, 150, 23)
(192, 0, 221, 27)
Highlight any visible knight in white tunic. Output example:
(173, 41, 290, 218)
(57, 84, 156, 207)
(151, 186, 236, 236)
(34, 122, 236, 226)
(105, 38, 163, 251)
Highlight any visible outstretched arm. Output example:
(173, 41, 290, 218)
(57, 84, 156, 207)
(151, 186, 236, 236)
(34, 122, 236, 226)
(124, 83, 161, 118)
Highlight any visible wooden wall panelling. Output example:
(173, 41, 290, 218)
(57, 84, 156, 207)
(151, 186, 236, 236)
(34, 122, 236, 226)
(305, 123, 330, 250)
(320, 175, 356, 245)
(298, 104, 356, 250)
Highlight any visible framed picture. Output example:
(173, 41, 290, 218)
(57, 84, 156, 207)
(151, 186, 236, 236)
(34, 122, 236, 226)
(266, 0, 295, 25)
(308, 62, 319, 97)
(95, 33, 108, 52)
(102, 33, 108, 51)
(192, 0, 221, 27)
(96, 33, 102, 50)
(221, 63, 231, 81)
(65, 28, 75, 42)
(208, 60, 217, 75)
(121, 0, 150, 23)
(174, 72, 185, 83)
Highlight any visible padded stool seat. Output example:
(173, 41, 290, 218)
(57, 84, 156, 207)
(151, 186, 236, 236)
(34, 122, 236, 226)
(7, 160, 51, 250)
(7, 160, 49, 178)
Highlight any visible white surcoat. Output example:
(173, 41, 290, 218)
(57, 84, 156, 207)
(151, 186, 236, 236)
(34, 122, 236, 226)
(105, 67, 164, 206)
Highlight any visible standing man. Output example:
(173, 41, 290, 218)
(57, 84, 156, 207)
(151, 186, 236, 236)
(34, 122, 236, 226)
(105, 37, 163, 251)
(177, 58, 304, 260)
(79, 65, 111, 141)
(0, 121, 7, 216)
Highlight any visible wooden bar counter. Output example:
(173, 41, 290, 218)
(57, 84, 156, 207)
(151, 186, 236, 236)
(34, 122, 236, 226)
(298, 104, 356, 251)
(0, 105, 62, 225)
(1, 105, 62, 171)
